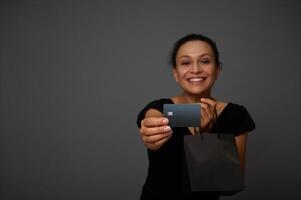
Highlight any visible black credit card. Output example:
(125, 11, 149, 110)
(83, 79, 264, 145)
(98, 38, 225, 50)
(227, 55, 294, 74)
(163, 104, 201, 127)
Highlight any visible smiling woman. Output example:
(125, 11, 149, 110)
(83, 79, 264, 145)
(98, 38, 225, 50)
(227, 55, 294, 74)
(171, 34, 221, 103)
(136, 33, 256, 200)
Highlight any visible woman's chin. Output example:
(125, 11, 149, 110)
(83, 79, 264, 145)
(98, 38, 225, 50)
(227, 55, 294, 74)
(185, 89, 207, 96)
(182, 84, 211, 96)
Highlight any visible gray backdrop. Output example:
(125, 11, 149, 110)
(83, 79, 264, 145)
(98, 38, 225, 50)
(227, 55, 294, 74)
(0, 0, 300, 199)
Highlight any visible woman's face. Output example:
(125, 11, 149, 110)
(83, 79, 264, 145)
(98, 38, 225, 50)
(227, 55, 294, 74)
(173, 40, 220, 96)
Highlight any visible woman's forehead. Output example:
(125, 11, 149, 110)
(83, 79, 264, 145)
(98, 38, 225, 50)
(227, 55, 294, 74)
(177, 40, 214, 58)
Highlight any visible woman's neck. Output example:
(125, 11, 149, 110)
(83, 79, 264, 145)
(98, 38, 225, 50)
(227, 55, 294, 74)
(178, 91, 212, 103)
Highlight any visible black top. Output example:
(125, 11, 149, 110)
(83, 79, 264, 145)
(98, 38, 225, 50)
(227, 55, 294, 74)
(136, 98, 256, 200)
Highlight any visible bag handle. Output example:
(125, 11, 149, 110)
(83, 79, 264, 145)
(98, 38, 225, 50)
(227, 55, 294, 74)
(213, 108, 221, 138)
(193, 106, 221, 139)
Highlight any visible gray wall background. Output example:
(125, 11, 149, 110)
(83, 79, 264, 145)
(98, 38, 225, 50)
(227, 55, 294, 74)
(0, 0, 300, 199)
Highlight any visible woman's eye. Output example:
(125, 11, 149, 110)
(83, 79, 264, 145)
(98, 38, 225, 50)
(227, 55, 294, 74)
(181, 61, 190, 66)
(200, 59, 210, 64)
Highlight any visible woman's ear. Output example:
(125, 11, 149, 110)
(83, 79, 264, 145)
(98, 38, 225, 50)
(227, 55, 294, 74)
(172, 68, 179, 82)
(215, 64, 222, 80)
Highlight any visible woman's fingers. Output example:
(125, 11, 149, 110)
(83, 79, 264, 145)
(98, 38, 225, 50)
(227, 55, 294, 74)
(151, 135, 172, 147)
(201, 98, 217, 114)
(141, 125, 172, 136)
(200, 102, 211, 121)
(146, 135, 172, 150)
(141, 117, 169, 128)
(199, 98, 218, 131)
(140, 117, 171, 136)
(200, 97, 216, 107)
(143, 130, 172, 143)
(139, 116, 173, 150)
(140, 117, 172, 150)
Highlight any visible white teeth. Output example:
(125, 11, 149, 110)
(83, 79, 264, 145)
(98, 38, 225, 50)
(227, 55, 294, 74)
(189, 78, 204, 82)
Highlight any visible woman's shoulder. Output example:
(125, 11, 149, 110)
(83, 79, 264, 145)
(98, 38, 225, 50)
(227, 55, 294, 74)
(223, 102, 251, 116)
(220, 101, 256, 134)
(146, 97, 174, 105)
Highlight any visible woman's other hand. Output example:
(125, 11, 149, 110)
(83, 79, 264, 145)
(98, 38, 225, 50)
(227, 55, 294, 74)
(199, 98, 217, 133)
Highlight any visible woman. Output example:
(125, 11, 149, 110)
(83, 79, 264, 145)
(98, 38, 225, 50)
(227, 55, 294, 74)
(136, 33, 256, 200)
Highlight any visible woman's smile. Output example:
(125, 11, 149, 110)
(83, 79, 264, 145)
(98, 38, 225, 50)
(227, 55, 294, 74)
(187, 76, 207, 85)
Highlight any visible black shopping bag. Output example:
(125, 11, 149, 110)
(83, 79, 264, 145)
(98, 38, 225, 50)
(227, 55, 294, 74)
(183, 132, 245, 196)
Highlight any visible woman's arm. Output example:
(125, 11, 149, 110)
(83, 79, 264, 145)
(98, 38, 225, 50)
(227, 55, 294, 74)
(235, 132, 248, 175)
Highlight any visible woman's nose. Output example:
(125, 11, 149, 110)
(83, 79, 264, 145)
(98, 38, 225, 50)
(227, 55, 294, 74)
(191, 61, 202, 73)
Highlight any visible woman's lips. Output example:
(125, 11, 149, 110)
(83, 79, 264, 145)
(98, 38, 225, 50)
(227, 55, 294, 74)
(187, 77, 206, 85)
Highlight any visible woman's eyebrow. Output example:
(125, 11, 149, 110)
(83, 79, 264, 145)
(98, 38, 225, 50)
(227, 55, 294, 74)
(199, 53, 212, 57)
(177, 55, 190, 60)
